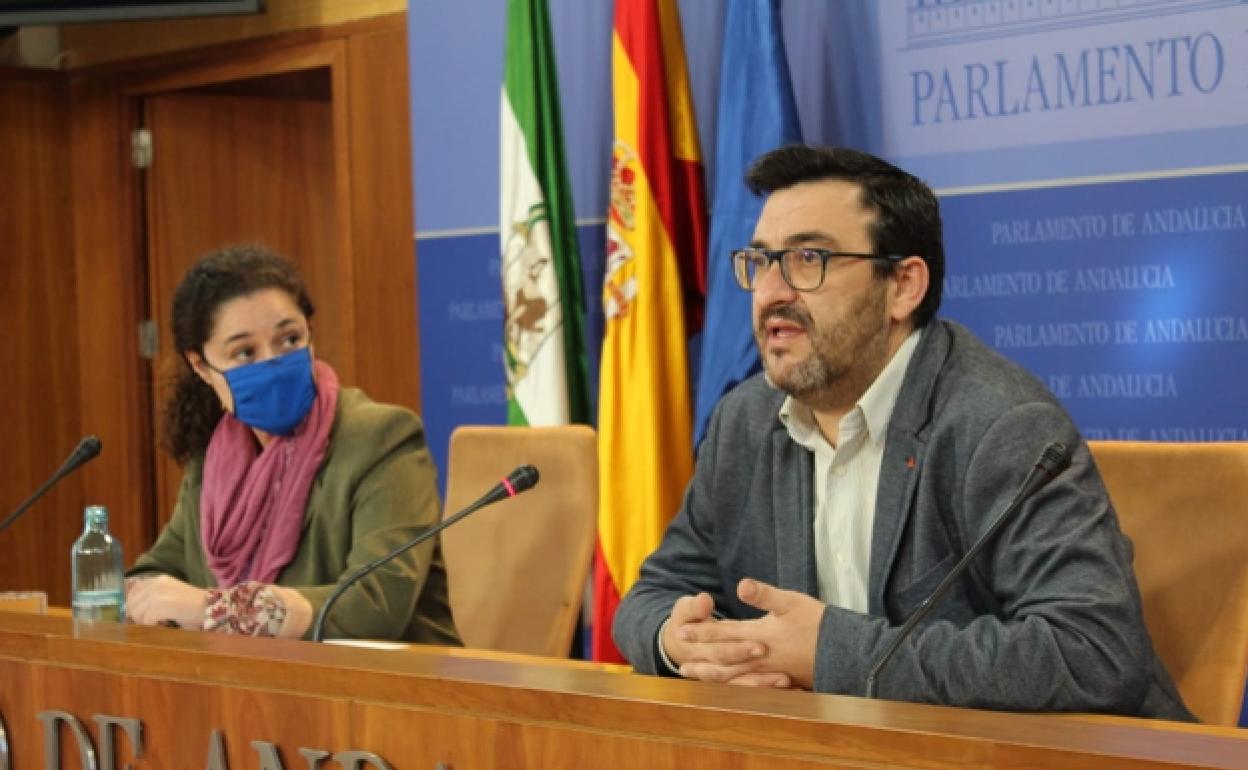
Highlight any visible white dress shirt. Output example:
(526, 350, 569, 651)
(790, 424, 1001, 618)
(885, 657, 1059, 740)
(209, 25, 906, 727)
(779, 330, 920, 613)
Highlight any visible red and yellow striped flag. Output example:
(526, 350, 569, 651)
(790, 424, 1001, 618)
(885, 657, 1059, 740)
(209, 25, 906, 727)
(593, 0, 708, 662)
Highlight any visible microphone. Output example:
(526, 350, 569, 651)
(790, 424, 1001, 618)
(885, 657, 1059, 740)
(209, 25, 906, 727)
(863, 441, 1071, 699)
(0, 435, 102, 535)
(311, 463, 540, 642)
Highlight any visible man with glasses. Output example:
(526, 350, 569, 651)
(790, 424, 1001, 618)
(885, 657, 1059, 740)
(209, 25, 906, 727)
(613, 145, 1191, 719)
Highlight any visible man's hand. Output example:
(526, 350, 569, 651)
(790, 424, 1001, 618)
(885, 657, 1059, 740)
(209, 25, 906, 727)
(677, 579, 824, 690)
(661, 592, 784, 685)
(125, 575, 207, 629)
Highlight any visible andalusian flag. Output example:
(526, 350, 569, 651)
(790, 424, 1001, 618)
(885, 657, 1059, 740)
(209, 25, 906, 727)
(500, 0, 591, 427)
(594, 0, 708, 662)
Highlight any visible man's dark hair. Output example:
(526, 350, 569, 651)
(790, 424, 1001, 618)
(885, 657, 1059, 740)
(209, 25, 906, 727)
(745, 144, 944, 328)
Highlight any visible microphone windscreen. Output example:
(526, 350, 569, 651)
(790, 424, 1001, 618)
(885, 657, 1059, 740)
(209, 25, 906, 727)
(76, 435, 103, 463)
(1038, 442, 1071, 477)
(506, 464, 540, 494)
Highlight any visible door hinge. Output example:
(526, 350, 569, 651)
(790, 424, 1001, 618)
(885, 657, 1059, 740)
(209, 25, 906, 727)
(131, 129, 152, 169)
(138, 319, 158, 359)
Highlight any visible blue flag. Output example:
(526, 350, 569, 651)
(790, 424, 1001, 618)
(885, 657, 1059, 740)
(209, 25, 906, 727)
(694, 0, 802, 444)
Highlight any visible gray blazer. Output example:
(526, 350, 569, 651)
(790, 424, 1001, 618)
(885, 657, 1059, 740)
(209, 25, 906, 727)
(614, 320, 1193, 720)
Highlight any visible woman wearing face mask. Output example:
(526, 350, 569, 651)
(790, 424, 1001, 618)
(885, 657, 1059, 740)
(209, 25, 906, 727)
(125, 245, 460, 644)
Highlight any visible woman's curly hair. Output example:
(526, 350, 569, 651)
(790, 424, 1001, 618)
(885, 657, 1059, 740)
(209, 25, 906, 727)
(161, 244, 315, 464)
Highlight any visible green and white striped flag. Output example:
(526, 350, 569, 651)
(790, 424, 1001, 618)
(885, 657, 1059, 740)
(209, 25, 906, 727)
(500, 0, 590, 426)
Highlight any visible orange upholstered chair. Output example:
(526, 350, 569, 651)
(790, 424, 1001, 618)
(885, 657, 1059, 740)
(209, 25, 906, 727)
(442, 425, 597, 658)
(1089, 441, 1248, 725)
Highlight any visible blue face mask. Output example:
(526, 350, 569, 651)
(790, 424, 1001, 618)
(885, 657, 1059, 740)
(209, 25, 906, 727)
(220, 347, 317, 435)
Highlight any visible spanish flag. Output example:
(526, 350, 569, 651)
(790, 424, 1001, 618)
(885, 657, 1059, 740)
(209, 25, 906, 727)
(594, 0, 708, 662)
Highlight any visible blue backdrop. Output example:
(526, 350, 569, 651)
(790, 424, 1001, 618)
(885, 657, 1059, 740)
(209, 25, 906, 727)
(409, 0, 1248, 483)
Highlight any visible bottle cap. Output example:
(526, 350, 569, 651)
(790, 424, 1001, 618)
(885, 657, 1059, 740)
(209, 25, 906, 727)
(84, 505, 109, 526)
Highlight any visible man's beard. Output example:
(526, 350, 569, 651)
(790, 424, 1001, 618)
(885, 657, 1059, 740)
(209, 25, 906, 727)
(755, 281, 888, 409)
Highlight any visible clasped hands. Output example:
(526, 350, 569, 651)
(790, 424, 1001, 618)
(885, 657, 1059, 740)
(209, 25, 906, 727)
(660, 578, 825, 689)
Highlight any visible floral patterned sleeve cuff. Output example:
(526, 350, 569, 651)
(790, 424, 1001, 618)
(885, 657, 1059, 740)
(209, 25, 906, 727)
(202, 581, 289, 636)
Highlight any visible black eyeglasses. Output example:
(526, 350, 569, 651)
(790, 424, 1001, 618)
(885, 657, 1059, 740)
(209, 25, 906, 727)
(731, 248, 904, 292)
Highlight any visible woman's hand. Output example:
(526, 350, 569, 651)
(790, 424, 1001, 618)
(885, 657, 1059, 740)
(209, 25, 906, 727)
(269, 585, 313, 638)
(125, 574, 207, 629)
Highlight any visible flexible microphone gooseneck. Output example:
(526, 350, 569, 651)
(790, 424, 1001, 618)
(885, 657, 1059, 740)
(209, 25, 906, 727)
(863, 441, 1072, 699)
(310, 464, 540, 643)
(0, 435, 103, 535)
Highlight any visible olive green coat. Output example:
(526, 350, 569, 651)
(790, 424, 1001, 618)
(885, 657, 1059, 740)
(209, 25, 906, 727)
(131, 388, 461, 644)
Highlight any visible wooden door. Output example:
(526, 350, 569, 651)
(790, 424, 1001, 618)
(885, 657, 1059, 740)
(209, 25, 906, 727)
(142, 72, 352, 528)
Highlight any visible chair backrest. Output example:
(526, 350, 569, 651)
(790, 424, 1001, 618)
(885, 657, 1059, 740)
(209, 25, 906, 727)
(1088, 440, 1248, 725)
(442, 425, 597, 658)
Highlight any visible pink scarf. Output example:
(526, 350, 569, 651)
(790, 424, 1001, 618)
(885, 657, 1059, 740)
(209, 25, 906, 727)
(200, 359, 339, 587)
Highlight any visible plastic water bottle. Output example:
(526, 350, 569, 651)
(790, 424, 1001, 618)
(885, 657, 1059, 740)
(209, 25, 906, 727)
(71, 505, 125, 623)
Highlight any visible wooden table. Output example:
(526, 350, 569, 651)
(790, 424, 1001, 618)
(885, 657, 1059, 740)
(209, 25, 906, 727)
(0, 611, 1244, 769)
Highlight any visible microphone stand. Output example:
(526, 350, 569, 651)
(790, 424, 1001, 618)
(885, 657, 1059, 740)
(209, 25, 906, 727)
(864, 442, 1071, 699)
(311, 464, 538, 643)
(0, 436, 102, 534)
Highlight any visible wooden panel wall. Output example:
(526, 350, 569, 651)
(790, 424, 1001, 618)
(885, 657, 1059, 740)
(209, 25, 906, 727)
(347, 25, 421, 409)
(0, 69, 84, 605)
(0, 13, 420, 596)
(58, 0, 406, 68)
(66, 14, 420, 558)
